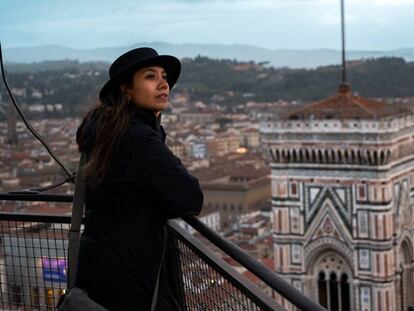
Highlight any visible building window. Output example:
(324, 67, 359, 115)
(330, 273, 339, 310)
(318, 272, 350, 310)
(358, 185, 366, 200)
(318, 272, 328, 308)
(291, 182, 297, 196)
(340, 274, 351, 311)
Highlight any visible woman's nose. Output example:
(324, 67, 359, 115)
(158, 78, 169, 90)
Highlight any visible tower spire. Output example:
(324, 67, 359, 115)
(340, 0, 347, 85)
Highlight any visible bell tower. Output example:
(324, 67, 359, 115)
(261, 89, 414, 310)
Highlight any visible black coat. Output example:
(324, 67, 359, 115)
(74, 108, 203, 311)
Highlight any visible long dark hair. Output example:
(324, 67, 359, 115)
(77, 76, 135, 188)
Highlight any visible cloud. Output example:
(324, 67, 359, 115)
(0, 0, 412, 50)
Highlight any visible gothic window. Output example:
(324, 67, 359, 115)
(330, 273, 339, 310)
(340, 274, 350, 311)
(317, 272, 350, 311)
(315, 252, 352, 311)
(318, 272, 328, 308)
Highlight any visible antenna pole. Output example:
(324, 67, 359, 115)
(341, 0, 346, 85)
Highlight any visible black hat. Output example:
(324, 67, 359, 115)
(99, 47, 181, 102)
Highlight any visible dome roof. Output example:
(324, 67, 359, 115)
(287, 84, 410, 120)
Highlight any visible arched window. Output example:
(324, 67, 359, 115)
(319, 271, 350, 310)
(341, 274, 350, 311)
(315, 253, 352, 311)
(330, 272, 339, 311)
(318, 272, 328, 308)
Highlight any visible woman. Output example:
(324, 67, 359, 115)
(74, 47, 203, 310)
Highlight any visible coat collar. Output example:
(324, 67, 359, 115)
(131, 107, 161, 132)
(130, 107, 166, 142)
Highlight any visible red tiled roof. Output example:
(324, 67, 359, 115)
(287, 84, 411, 120)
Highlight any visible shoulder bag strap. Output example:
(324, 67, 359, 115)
(151, 226, 168, 311)
(67, 152, 87, 289)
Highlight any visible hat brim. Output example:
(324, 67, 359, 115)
(99, 55, 181, 102)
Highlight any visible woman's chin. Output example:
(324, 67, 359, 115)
(153, 103, 168, 112)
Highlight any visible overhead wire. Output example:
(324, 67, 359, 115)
(0, 42, 76, 193)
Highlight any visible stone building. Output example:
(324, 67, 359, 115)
(261, 85, 414, 310)
(195, 166, 271, 232)
(207, 132, 240, 156)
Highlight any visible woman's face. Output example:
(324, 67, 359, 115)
(124, 66, 169, 113)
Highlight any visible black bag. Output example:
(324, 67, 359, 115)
(57, 287, 109, 311)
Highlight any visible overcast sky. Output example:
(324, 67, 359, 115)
(1, 0, 413, 50)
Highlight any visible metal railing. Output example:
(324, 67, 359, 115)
(0, 193, 325, 311)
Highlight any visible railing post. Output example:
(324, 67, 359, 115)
(165, 225, 187, 310)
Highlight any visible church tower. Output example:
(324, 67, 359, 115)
(261, 86, 414, 310)
(7, 99, 18, 145)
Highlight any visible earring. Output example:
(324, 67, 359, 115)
(126, 95, 131, 103)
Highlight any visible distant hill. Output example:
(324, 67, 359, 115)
(0, 56, 413, 120)
(3, 42, 414, 69)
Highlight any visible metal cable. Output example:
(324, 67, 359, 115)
(0, 42, 76, 191)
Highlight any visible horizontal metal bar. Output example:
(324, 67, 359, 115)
(182, 215, 326, 311)
(168, 219, 286, 311)
(0, 192, 73, 202)
(0, 211, 73, 223)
